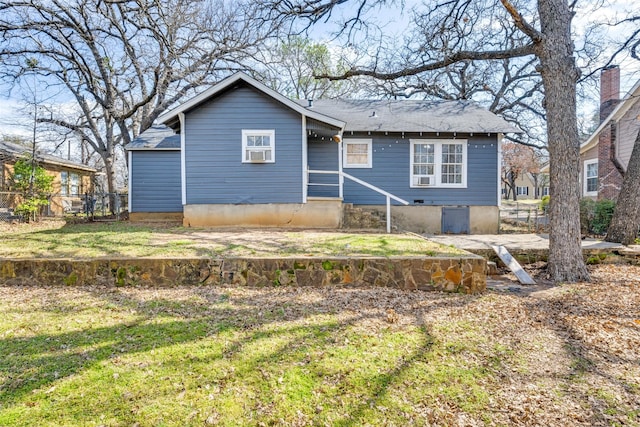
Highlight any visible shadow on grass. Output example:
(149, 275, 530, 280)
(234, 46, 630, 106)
(1, 221, 233, 258)
(0, 286, 479, 425)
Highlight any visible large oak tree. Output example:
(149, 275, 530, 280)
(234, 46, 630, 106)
(0, 0, 277, 196)
(268, 0, 590, 282)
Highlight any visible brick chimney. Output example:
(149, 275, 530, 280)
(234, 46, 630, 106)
(597, 65, 623, 200)
(600, 65, 620, 122)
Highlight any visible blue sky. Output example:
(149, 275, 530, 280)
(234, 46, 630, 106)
(1, 0, 639, 140)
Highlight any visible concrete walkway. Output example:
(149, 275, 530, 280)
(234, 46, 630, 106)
(425, 233, 624, 252)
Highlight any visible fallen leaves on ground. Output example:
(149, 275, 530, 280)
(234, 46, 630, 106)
(0, 263, 638, 426)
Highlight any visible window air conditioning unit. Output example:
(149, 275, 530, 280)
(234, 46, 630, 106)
(248, 150, 267, 162)
(417, 175, 434, 186)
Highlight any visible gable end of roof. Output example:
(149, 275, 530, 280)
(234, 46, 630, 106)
(157, 72, 345, 130)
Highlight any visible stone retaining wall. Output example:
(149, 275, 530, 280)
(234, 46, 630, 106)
(0, 256, 487, 293)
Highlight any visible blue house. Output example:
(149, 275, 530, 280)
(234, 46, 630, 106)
(126, 72, 519, 233)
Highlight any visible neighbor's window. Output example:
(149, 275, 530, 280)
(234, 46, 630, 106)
(584, 159, 598, 196)
(542, 186, 549, 196)
(60, 171, 80, 196)
(343, 139, 372, 168)
(410, 140, 467, 188)
(70, 173, 79, 196)
(516, 186, 529, 196)
(242, 129, 275, 163)
(61, 171, 69, 196)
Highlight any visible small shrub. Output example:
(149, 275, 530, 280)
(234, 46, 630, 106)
(9, 158, 54, 222)
(579, 198, 616, 235)
(592, 199, 616, 234)
(579, 198, 596, 234)
(539, 195, 550, 213)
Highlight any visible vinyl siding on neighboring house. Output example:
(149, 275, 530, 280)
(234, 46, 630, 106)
(184, 84, 303, 204)
(333, 134, 498, 205)
(130, 151, 182, 212)
(617, 100, 640, 169)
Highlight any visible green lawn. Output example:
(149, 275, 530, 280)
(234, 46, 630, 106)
(1, 268, 639, 426)
(0, 220, 466, 258)
(0, 286, 493, 426)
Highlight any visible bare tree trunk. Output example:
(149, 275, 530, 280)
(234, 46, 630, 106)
(103, 154, 117, 215)
(605, 129, 640, 244)
(537, 0, 589, 281)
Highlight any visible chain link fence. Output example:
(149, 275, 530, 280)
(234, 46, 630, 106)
(0, 192, 22, 222)
(0, 192, 128, 222)
(500, 202, 548, 233)
(73, 193, 128, 221)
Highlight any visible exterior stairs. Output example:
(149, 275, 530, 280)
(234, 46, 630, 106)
(341, 203, 390, 231)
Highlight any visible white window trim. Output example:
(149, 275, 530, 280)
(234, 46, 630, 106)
(343, 138, 372, 168)
(516, 186, 529, 196)
(410, 139, 467, 188)
(583, 159, 598, 197)
(242, 129, 275, 163)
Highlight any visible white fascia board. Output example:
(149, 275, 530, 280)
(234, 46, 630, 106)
(580, 79, 640, 154)
(158, 72, 346, 130)
(124, 147, 181, 151)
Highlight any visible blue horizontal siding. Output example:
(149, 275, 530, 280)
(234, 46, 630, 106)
(185, 84, 303, 204)
(307, 140, 339, 198)
(337, 134, 498, 206)
(130, 151, 182, 212)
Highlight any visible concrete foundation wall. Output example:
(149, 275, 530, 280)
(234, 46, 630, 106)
(129, 212, 183, 222)
(357, 205, 499, 234)
(183, 200, 342, 228)
(469, 206, 499, 234)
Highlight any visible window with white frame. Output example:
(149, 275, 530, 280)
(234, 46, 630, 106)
(61, 171, 80, 196)
(410, 139, 467, 188)
(542, 187, 549, 196)
(242, 129, 275, 163)
(343, 139, 372, 168)
(584, 159, 598, 196)
(61, 171, 69, 196)
(516, 186, 529, 196)
(70, 173, 79, 196)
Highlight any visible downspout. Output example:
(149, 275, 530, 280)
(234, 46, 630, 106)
(179, 113, 186, 206)
(127, 150, 132, 213)
(302, 116, 307, 203)
(497, 133, 503, 207)
(338, 128, 345, 200)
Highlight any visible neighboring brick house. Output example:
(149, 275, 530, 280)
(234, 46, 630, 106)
(579, 66, 640, 200)
(0, 139, 97, 216)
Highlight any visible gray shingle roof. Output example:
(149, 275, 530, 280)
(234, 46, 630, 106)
(0, 139, 97, 172)
(132, 96, 520, 152)
(297, 99, 521, 134)
(126, 125, 181, 150)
